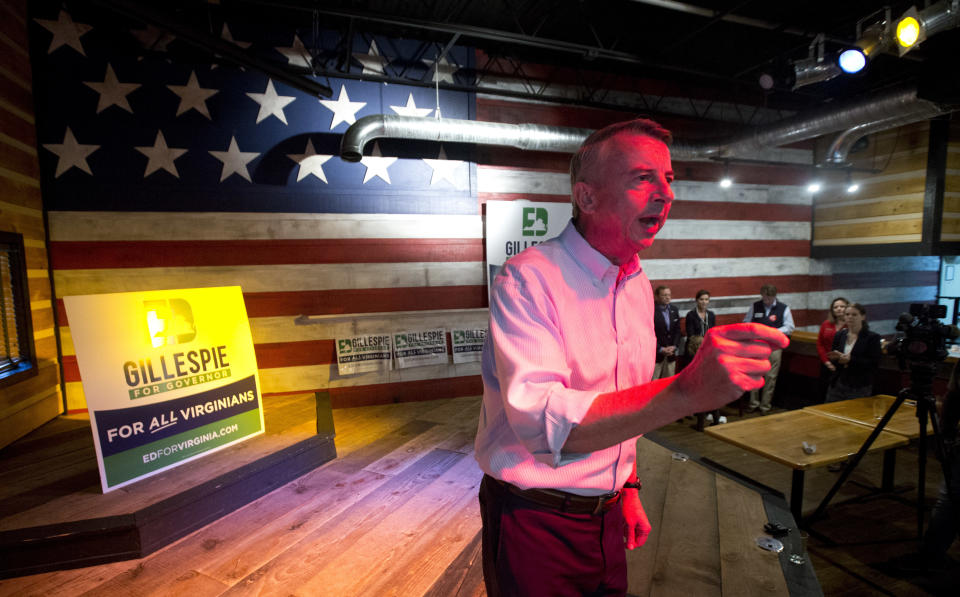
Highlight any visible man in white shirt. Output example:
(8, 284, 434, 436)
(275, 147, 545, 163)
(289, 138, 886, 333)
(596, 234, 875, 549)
(475, 118, 788, 597)
(743, 284, 795, 414)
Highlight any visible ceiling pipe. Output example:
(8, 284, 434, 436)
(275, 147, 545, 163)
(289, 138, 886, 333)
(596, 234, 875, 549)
(340, 116, 592, 162)
(340, 85, 955, 163)
(824, 102, 948, 164)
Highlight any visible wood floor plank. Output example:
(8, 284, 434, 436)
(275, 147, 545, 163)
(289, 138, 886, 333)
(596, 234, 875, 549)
(363, 419, 475, 476)
(627, 438, 675, 597)
(220, 448, 465, 596)
(715, 474, 787, 596)
(649, 455, 722, 597)
(423, 531, 483, 597)
(75, 565, 229, 597)
(296, 452, 482, 596)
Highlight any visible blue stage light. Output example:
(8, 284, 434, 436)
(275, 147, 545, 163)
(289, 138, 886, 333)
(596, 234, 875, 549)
(838, 49, 866, 73)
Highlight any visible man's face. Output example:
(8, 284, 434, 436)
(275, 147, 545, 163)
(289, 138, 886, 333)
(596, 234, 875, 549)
(762, 294, 776, 307)
(577, 133, 674, 263)
(657, 288, 672, 306)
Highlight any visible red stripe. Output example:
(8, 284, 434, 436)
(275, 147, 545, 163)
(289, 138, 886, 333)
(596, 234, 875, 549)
(255, 340, 335, 368)
(327, 375, 483, 409)
(242, 286, 489, 317)
(49, 239, 483, 269)
(714, 310, 830, 329)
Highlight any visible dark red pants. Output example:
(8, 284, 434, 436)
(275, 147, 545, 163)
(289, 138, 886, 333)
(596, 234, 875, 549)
(479, 475, 628, 597)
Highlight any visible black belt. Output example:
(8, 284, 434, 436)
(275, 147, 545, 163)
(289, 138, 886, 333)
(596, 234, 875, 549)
(491, 476, 621, 515)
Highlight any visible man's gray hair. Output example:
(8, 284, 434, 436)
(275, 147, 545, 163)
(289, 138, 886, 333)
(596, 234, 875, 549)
(569, 118, 672, 219)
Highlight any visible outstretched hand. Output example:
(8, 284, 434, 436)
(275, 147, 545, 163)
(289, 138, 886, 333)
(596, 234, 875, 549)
(674, 323, 789, 413)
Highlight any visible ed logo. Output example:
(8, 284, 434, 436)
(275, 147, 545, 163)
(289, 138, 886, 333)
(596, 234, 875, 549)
(337, 339, 353, 354)
(144, 299, 196, 348)
(522, 207, 548, 237)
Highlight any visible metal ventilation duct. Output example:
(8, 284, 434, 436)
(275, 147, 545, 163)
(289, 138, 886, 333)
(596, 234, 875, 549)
(340, 85, 955, 163)
(339, 116, 592, 162)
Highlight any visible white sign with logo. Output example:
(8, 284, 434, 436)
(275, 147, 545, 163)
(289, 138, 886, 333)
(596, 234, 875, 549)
(451, 328, 486, 363)
(335, 334, 393, 375)
(63, 286, 264, 493)
(393, 328, 448, 369)
(485, 200, 572, 296)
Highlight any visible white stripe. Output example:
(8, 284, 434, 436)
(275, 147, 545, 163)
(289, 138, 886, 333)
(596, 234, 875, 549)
(477, 167, 812, 205)
(60, 308, 491, 355)
(813, 234, 921, 245)
(48, 212, 484, 241)
(799, 287, 938, 311)
(251, 309, 489, 343)
(808, 256, 939, 275)
(815, 193, 922, 210)
(643, 256, 811, 279)
(673, 182, 811, 205)
(814, 213, 922, 227)
(657, 219, 809, 240)
(53, 262, 485, 296)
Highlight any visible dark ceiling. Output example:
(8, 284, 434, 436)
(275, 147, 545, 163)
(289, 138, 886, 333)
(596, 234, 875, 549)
(90, 0, 960, 115)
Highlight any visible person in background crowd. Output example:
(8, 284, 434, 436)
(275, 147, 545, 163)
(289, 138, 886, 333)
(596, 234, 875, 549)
(743, 284, 794, 414)
(653, 285, 681, 380)
(475, 118, 788, 597)
(825, 302, 882, 403)
(685, 290, 722, 424)
(817, 297, 848, 402)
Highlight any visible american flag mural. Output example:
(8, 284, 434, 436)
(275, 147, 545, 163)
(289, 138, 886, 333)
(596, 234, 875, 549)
(29, 4, 938, 413)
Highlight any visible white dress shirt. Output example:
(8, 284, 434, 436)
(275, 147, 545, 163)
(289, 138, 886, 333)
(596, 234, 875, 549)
(474, 221, 655, 496)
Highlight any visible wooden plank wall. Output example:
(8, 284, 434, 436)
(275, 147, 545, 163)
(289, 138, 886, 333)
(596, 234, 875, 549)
(942, 120, 960, 242)
(0, 0, 63, 448)
(813, 121, 930, 246)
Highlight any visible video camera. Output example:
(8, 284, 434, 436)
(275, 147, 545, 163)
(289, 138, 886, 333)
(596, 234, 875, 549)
(888, 303, 957, 366)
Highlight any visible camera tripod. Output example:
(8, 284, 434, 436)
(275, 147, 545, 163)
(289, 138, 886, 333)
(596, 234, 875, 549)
(807, 361, 952, 542)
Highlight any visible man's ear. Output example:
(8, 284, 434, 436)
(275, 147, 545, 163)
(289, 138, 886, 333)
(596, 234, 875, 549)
(573, 181, 596, 214)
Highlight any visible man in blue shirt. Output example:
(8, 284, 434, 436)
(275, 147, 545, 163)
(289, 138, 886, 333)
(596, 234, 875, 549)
(743, 284, 794, 413)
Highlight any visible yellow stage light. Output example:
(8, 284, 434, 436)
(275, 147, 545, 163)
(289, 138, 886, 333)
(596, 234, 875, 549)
(897, 16, 921, 47)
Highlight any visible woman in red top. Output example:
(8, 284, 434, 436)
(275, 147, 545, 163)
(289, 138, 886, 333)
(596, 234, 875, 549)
(817, 297, 848, 401)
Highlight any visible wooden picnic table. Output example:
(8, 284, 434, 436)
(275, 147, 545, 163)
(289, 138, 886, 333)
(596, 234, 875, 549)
(704, 410, 909, 522)
(803, 395, 933, 438)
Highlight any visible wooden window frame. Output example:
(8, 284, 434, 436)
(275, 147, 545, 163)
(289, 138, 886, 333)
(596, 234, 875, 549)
(0, 230, 37, 388)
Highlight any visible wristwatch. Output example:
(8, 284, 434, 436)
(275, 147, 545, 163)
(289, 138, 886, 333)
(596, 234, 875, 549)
(623, 478, 642, 490)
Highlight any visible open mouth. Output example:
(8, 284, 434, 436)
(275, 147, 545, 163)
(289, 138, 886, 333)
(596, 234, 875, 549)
(638, 216, 661, 229)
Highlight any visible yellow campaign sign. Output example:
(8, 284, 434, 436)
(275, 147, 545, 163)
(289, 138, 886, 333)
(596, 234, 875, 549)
(63, 286, 264, 492)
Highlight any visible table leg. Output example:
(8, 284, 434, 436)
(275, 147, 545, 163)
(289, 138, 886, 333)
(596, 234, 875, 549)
(791, 469, 805, 523)
(882, 449, 896, 492)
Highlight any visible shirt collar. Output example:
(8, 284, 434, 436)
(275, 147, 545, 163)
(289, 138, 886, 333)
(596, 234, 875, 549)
(559, 220, 641, 284)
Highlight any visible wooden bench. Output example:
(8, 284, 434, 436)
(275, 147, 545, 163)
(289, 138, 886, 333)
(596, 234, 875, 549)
(627, 437, 821, 596)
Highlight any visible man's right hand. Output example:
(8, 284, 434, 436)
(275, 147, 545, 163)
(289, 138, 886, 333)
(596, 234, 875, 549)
(674, 323, 788, 412)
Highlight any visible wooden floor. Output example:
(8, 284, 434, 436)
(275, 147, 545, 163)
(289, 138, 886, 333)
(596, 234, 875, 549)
(0, 396, 957, 596)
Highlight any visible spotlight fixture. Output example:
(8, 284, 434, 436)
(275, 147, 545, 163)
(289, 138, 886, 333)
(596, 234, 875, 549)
(807, 182, 822, 193)
(838, 48, 867, 73)
(896, 7, 924, 53)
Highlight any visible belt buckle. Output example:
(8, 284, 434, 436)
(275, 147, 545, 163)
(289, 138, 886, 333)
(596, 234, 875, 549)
(592, 491, 619, 515)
